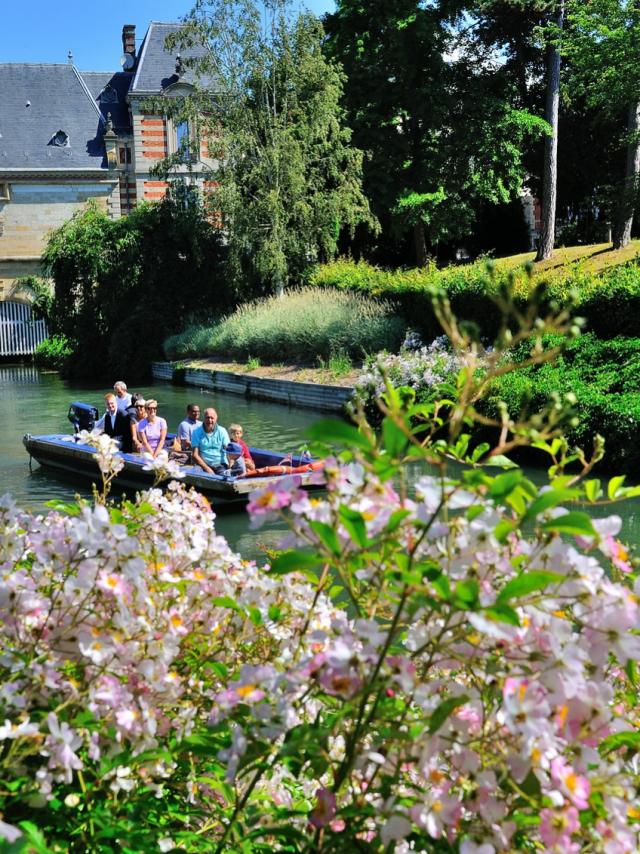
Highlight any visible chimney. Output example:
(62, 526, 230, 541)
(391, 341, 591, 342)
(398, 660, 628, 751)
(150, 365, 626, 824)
(122, 25, 136, 58)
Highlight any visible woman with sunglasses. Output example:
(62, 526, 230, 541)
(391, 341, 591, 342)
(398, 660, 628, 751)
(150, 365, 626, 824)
(137, 399, 167, 459)
(127, 394, 147, 453)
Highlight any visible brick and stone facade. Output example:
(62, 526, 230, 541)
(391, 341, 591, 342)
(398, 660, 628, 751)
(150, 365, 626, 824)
(0, 22, 215, 300)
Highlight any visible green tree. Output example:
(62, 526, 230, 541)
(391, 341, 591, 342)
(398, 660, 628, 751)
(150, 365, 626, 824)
(168, 0, 374, 297)
(324, 0, 547, 265)
(566, 0, 640, 249)
(43, 196, 227, 378)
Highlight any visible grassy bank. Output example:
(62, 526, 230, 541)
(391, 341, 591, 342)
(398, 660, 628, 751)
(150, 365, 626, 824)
(309, 246, 640, 340)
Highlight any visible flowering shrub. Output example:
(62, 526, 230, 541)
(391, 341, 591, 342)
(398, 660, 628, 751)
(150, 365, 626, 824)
(2, 287, 640, 851)
(355, 335, 460, 416)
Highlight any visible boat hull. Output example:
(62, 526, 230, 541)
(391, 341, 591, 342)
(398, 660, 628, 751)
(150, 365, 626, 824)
(23, 434, 323, 510)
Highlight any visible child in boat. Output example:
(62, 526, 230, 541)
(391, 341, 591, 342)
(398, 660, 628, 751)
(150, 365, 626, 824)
(224, 442, 246, 477)
(228, 424, 255, 471)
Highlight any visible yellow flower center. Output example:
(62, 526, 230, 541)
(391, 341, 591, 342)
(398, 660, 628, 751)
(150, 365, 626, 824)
(237, 684, 256, 698)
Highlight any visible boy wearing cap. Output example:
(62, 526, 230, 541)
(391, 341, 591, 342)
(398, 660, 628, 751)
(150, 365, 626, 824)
(224, 442, 246, 477)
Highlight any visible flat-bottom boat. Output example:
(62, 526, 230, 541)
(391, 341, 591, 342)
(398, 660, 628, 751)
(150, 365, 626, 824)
(23, 403, 324, 511)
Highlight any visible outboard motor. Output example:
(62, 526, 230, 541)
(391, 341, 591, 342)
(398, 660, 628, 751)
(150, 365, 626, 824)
(68, 402, 99, 434)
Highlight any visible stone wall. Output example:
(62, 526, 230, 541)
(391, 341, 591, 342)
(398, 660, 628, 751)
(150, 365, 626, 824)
(0, 181, 116, 299)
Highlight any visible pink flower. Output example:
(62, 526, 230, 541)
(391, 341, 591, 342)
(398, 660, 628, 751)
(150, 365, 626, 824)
(540, 806, 580, 847)
(318, 665, 362, 698)
(247, 477, 304, 528)
(550, 758, 590, 810)
(97, 570, 129, 598)
(309, 788, 336, 828)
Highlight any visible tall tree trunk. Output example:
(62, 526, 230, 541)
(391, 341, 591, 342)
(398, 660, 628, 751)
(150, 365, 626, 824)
(414, 223, 428, 267)
(536, 0, 564, 262)
(612, 101, 640, 249)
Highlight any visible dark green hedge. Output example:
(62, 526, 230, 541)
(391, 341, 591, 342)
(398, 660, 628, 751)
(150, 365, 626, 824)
(309, 258, 640, 341)
(482, 334, 640, 473)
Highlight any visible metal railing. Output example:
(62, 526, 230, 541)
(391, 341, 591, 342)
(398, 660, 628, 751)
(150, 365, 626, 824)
(0, 301, 48, 356)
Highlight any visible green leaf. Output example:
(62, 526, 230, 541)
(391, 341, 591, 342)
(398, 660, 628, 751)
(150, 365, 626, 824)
(494, 519, 517, 543)
(608, 475, 626, 500)
(541, 511, 596, 537)
(338, 505, 368, 547)
(212, 596, 242, 612)
(484, 603, 521, 626)
(455, 579, 479, 607)
(523, 488, 577, 521)
(269, 550, 322, 576)
(470, 441, 491, 463)
(600, 731, 640, 754)
(488, 470, 523, 501)
(428, 695, 469, 734)
(497, 570, 564, 603)
(487, 454, 517, 468)
(305, 419, 371, 451)
(384, 509, 411, 533)
(584, 478, 602, 502)
(308, 520, 342, 556)
(431, 574, 451, 600)
(382, 416, 410, 458)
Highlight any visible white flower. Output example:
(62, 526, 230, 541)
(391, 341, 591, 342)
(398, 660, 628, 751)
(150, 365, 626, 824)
(142, 450, 186, 483)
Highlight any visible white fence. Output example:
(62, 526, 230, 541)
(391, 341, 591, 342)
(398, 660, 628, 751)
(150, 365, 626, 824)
(0, 301, 48, 357)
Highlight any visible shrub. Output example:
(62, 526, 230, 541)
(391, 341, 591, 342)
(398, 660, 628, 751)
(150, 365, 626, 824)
(44, 198, 228, 379)
(164, 287, 407, 363)
(309, 257, 640, 340)
(32, 334, 74, 371)
(482, 333, 640, 472)
(3, 339, 640, 849)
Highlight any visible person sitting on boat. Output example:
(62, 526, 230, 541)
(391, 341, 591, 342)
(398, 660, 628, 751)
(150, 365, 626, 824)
(127, 395, 147, 454)
(97, 393, 131, 450)
(113, 381, 132, 413)
(177, 404, 202, 451)
(191, 408, 230, 475)
(137, 399, 167, 459)
(228, 423, 255, 472)
(223, 442, 246, 478)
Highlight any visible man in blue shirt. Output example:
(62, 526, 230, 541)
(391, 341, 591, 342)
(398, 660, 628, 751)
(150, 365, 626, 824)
(191, 408, 230, 475)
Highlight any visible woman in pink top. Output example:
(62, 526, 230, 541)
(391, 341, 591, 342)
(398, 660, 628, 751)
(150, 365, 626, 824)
(137, 399, 168, 458)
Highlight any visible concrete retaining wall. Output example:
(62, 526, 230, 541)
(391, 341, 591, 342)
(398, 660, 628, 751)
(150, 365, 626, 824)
(151, 361, 354, 412)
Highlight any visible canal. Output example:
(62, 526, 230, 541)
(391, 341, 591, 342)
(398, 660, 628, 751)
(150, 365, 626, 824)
(0, 365, 320, 559)
(3, 364, 640, 557)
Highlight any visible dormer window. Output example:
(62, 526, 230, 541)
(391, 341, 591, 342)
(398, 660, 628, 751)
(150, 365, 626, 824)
(100, 85, 118, 104)
(50, 130, 69, 147)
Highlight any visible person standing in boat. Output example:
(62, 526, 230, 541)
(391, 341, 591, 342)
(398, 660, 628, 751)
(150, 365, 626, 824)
(113, 381, 132, 413)
(97, 393, 131, 449)
(191, 408, 230, 475)
(137, 399, 168, 459)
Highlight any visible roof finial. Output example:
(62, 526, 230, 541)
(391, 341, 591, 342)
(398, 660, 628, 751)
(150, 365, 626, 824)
(175, 54, 184, 76)
(67, 49, 73, 65)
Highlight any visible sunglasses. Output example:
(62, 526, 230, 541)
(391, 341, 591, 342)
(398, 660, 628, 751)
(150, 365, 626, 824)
(146, 406, 157, 411)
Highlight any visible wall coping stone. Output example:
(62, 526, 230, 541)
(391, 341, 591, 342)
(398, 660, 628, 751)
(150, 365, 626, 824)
(151, 361, 354, 413)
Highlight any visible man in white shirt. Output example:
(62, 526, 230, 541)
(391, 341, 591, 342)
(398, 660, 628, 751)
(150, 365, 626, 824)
(113, 381, 132, 413)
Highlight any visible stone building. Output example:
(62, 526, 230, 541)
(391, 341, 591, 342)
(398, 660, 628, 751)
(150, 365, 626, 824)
(0, 22, 214, 301)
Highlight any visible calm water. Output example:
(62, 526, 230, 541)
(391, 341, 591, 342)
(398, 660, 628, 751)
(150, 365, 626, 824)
(0, 364, 321, 559)
(3, 365, 640, 556)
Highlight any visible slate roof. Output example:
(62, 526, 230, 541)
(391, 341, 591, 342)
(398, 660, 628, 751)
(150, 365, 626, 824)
(131, 22, 212, 94)
(81, 71, 133, 133)
(0, 64, 108, 172)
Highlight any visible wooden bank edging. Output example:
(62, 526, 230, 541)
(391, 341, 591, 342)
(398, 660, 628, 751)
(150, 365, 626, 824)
(151, 362, 354, 413)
